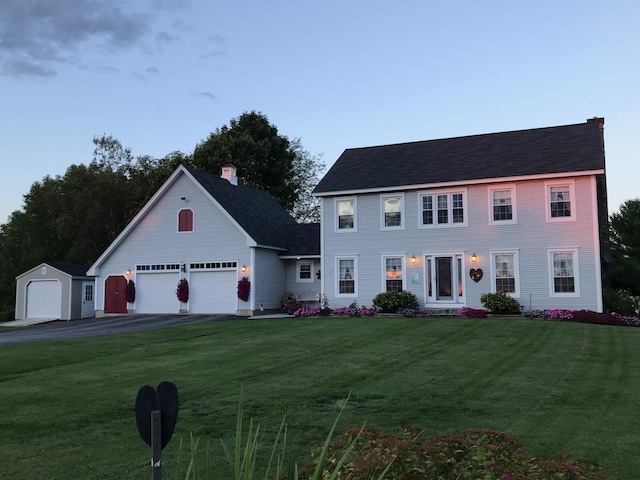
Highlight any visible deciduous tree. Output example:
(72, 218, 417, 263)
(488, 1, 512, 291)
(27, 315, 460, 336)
(193, 111, 324, 219)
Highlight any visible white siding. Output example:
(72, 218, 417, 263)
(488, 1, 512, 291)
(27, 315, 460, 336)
(253, 248, 287, 310)
(322, 176, 602, 312)
(94, 174, 253, 314)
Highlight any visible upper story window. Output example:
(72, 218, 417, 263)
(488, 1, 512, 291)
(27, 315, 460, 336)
(546, 181, 575, 222)
(297, 260, 313, 283)
(178, 209, 193, 232)
(490, 251, 520, 297)
(383, 256, 404, 292)
(548, 249, 580, 296)
(381, 194, 404, 230)
(420, 189, 467, 228)
(336, 198, 356, 231)
(489, 185, 517, 225)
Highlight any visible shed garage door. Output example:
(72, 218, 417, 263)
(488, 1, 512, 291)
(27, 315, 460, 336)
(26, 280, 62, 319)
(136, 273, 180, 314)
(190, 271, 237, 313)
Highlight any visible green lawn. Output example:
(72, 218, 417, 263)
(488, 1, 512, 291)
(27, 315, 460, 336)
(1, 316, 638, 479)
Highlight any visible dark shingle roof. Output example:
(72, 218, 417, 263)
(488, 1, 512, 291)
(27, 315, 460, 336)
(50, 263, 91, 277)
(185, 166, 298, 249)
(281, 223, 320, 257)
(313, 120, 605, 195)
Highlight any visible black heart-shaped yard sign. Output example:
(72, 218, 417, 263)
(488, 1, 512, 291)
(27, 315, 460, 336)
(470, 268, 483, 282)
(135, 381, 179, 449)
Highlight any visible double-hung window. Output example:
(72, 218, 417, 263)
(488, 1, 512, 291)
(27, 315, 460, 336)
(297, 260, 313, 283)
(546, 181, 575, 222)
(381, 194, 404, 230)
(420, 190, 467, 228)
(548, 249, 580, 296)
(337, 257, 357, 296)
(336, 198, 356, 231)
(383, 256, 403, 292)
(490, 251, 520, 296)
(489, 185, 517, 224)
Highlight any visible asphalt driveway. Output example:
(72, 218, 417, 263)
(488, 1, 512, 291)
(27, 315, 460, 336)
(0, 314, 239, 345)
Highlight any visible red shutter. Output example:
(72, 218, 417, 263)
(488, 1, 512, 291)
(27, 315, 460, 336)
(178, 209, 193, 232)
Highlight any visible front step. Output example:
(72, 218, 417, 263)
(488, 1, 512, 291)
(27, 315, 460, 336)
(422, 308, 461, 316)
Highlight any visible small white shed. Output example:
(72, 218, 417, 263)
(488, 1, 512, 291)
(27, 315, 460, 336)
(15, 263, 95, 321)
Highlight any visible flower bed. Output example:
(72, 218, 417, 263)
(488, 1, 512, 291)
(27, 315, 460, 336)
(522, 308, 640, 327)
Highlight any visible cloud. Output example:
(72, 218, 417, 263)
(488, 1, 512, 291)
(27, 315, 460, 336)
(156, 31, 179, 44)
(1, 58, 56, 78)
(199, 34, 227, 59)
(145, 66, 160, 75)
(0, 0, 186, 79)
(191, 91, 217, 101)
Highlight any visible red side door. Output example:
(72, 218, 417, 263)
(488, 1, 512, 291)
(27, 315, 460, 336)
(105, 276, 128, 314)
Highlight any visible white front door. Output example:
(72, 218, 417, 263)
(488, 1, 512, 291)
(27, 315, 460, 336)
(81, 281, 95, 318)
(425, 254, 465, 306)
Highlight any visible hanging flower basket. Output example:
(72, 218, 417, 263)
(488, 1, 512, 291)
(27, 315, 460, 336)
(125, 279, 136, 303)
(237, 276, 250, 301)
(176, 278, 189, 303)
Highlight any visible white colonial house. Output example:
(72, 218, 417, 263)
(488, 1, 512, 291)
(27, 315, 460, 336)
(29, 117, 604, 319)
(312, 117, 609, 313)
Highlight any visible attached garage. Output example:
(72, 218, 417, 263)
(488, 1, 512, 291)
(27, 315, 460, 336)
(15, 263, 95, 321)
(189, 270, 237, 314)
(135, 272, 180, 314)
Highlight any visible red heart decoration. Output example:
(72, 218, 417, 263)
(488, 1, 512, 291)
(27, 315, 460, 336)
(470, 268, 483, 282)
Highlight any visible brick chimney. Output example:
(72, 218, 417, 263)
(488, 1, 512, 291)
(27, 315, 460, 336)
(587, 116, 604, 132)
(221, 164, 238, 186)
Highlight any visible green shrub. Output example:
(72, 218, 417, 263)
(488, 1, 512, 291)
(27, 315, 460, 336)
(480, 291, 522, 314)
(604, 287, 640, 316)
(372, 291, 419, 313)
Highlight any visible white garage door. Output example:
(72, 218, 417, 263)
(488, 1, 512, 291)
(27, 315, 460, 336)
(190, 271, 237, 314)
(26, 280, 62, 319)
(136, 273, 180, 314)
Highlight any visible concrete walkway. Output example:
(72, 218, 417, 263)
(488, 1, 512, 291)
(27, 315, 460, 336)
(1, 318, 58, 327)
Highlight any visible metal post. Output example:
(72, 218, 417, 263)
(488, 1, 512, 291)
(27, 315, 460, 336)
(151, 410, 162, 480)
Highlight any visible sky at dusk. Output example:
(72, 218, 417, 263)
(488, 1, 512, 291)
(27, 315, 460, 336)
(1, 0, 638, 224)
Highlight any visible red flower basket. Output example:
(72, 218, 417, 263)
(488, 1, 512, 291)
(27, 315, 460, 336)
(176, 279, 189, 303)
(237, 276, 250, 301)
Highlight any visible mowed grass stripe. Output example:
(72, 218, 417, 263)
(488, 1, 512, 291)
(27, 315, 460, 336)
(0, 317, 639, 479)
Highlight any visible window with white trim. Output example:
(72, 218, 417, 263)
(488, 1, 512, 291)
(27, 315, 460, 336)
(337, 257, 356, 296)
(297, 260, 313, 283)
(489, 185, 517, 224)
(490, 251, 520, 296)
(336, 198, 356, 231)
(383, 256, 404, 292)
(380, 194, 404, 230)
(420, 190, 467, 227)
(546, 181, 575, 222)
(548, 249, 580, 296)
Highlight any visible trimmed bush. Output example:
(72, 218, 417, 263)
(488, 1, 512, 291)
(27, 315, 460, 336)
(372, 290, 419, 313)
(480, 291, 522, 314)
